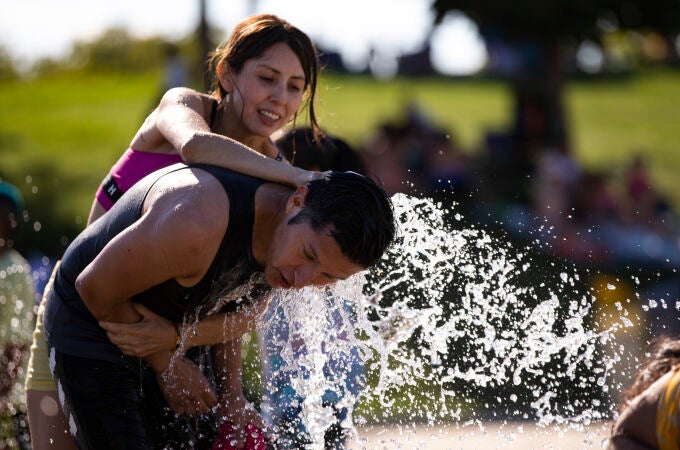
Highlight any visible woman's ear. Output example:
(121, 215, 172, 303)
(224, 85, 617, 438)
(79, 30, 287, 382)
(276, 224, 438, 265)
(216, 60, 233, 93)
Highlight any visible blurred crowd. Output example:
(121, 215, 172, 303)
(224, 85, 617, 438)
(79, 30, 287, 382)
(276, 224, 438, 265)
(354, 99, 679, 274)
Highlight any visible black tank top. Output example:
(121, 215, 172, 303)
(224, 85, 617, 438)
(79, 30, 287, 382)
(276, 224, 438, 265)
(44, 163, 269, 364)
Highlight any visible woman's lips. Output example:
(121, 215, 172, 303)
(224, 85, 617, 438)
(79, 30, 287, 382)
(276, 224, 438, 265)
(258, 109, 281, 127)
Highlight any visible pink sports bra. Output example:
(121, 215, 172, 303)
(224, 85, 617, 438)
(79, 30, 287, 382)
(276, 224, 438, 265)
(95, 149, 182, 211)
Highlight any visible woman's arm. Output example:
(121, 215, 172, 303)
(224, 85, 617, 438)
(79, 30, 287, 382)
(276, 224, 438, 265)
(154, 87, 314, 187)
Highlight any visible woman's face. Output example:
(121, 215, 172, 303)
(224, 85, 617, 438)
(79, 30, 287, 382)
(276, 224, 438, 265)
(225, 42, 306, 139)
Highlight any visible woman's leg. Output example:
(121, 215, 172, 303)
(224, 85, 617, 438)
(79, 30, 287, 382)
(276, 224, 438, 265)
(25, 389, 76, 450)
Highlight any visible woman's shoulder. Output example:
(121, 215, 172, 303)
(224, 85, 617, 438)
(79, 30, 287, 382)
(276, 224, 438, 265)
(161, 87, 215, 109)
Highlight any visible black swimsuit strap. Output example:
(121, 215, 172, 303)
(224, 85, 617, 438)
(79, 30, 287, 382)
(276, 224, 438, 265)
(209, 98, 219, 130)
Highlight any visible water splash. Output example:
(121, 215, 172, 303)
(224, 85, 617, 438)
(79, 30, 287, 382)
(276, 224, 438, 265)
(258, 193, 635, 448)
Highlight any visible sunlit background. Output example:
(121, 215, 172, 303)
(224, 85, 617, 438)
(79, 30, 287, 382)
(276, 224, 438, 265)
(1, 0, 680, 447)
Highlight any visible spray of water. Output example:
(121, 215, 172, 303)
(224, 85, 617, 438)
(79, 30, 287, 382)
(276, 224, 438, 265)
(254, 193, 641, 448)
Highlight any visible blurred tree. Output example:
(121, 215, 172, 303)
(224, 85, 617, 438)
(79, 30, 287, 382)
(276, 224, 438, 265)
(198, 0, 212, 90)
(0, 47, 17, 81)
(68, 28, 174, 73)
(432, 0, 680, 199)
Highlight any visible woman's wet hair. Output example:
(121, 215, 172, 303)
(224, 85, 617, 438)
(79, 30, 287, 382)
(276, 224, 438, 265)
(207, 14, 321, 140)
(289, 171, 396, 268)
(620, 335, 680, 410)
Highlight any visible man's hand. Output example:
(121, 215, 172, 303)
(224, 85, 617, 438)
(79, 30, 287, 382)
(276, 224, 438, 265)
(154, 355, 218, 416)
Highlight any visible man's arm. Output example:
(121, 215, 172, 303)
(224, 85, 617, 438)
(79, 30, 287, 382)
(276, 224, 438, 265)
(75, 176, 228, 326)
(76, 173, 228, 376)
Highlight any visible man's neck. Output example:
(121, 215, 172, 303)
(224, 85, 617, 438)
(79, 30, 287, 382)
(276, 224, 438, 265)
(251, 184, 290, 265)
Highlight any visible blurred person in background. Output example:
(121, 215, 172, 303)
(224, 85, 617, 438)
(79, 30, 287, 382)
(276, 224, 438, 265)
(25, 13, 325, 450)
(609, 335, 680, 449)
(362, 100, 469, 200)
(0, 181, 36, 450)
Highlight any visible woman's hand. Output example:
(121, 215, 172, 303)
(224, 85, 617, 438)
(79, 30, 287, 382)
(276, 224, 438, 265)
(294, 169, 331, 187)
(100, 303, 176, 357)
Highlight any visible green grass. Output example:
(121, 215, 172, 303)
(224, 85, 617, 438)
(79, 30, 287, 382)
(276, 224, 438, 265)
(0, 71, 160, 228)
(316, 75, 511, 151)
(567, 70, 680, 202)
(1, 69, 679, 252)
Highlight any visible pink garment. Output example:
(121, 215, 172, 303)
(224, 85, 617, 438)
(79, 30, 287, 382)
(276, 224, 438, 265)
(212, 422, 265, 450)
(95, 148, 182, 211)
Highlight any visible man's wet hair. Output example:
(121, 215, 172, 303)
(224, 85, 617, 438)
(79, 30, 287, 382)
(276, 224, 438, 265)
(290, 171, 396, 268)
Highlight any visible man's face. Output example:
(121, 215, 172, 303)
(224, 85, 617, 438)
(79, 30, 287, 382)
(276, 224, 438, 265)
(263, 218, 364, 290)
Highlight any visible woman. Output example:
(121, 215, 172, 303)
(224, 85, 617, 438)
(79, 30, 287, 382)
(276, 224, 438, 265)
(25, 13, 323, 450)
(609, 335, 680, 449)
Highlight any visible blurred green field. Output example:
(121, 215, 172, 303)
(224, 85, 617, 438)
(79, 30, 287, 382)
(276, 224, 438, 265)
(1, 69, 679, 254)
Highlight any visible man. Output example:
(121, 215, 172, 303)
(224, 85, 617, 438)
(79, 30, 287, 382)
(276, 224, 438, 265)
(43, 163, 395, 449)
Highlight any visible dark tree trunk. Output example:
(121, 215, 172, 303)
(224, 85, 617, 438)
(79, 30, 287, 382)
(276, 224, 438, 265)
(197, 0, 211, 91)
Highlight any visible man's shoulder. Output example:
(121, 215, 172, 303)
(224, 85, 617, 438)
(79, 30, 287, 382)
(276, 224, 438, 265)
(147, 167, 230, 231)
(188, 163, 265, 184)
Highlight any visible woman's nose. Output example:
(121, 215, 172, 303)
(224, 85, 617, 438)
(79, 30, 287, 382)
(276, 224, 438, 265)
(269, 82, 286, 104)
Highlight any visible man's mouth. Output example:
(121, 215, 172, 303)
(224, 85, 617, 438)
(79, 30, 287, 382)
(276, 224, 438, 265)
(279, 272, 292, 289)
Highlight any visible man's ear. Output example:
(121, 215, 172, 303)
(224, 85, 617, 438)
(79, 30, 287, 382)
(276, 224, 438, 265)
(216, 60, 233, 93)
(285, 185, 309, 214)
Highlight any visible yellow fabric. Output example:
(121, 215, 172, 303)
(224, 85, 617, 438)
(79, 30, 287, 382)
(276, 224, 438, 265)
(657, 367, 680, 450)
(24, 263, 60, 392)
